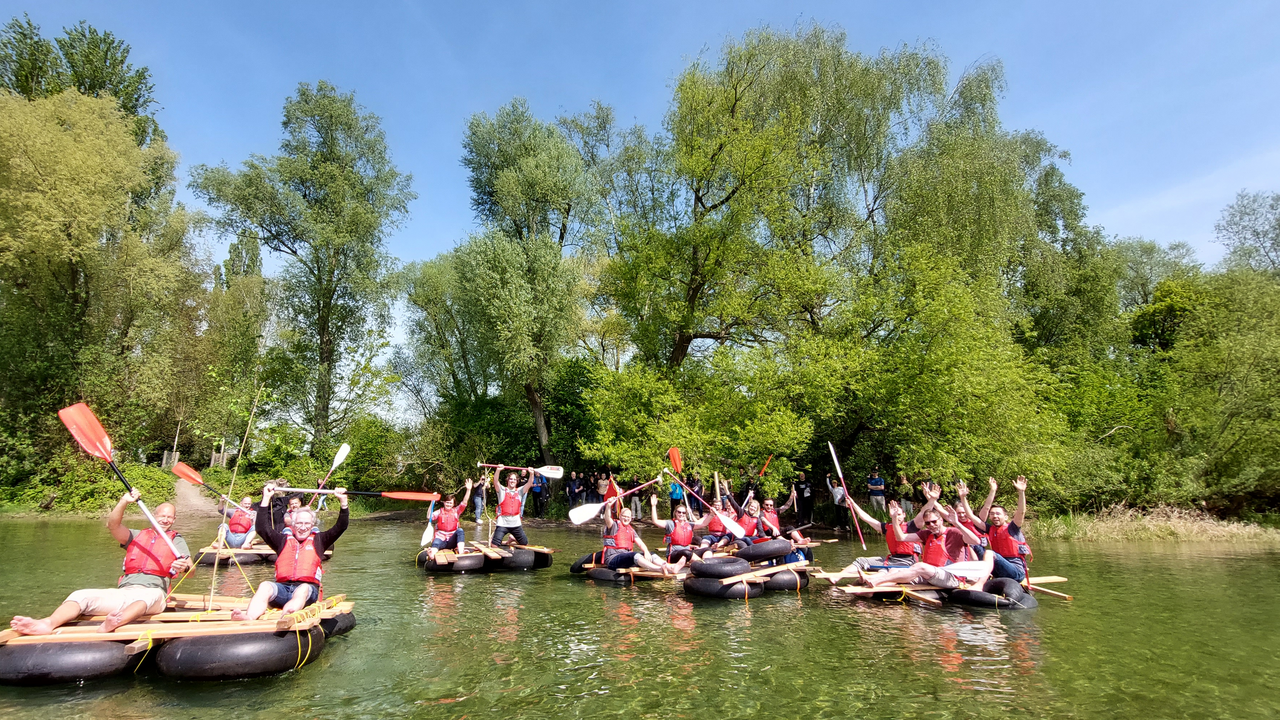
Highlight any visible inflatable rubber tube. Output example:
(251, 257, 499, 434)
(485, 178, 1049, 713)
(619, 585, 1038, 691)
(734, 538, 792, 563)
(570, 551, 602, 574)
(586, 567, 628, 584)
(690, 556, 751, 580)
(0, 641, 132, 686)
(503, 549, 536, 570)
(320, 611, 357, 638)
(947, 577, 1038, 610)
(681, 576, 763, 599)
(532, 550, 554, 569)
(155, 625, 326, 680)
(762, 569, 810, 592)
(418, 550, 487, 573)
(196, 551, 264, 566)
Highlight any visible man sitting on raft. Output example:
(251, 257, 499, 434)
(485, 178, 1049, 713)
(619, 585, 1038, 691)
(969, 475, 1032, 582)
(648, 494, 713, 562)
(426, 479, 473, 561)
(856, 505, 987, 590)
(233, 484, 348, 621)
(697, 494, 738, 552)
(602, 501, 685, 575)
(216, 495, 257, 549)
(847, 499, 921, 570)
(491, 465, 533, 546)
(10, 488, 192, 635)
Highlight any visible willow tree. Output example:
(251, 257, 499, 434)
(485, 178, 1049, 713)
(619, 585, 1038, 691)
(192, 81, 414, 449)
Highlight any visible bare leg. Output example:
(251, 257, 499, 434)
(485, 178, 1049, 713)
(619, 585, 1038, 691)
(99, 600, 150, 633)
(281, 585, 313, 614)
(632, 553, 662, 572)
(663, 556, 687, 574)
(9, 600, 83, 636)
(863, 563, 933, 587)
(232, 582, 275, 621)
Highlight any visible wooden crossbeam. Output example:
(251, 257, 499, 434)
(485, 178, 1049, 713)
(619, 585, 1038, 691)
(0, 616, 321, 646)
(513, 545, 557, 553)
(1028, 575, 1068, 584)
(469, 542, 505, 559)
(717, 560, 810, 586)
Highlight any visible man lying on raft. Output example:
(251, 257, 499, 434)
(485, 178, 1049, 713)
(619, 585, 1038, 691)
(233, 484, 348, 621)
(648, 494, 713, 562)
(10, 488, 192, 635)
(856, 506, 987, 590)
(601, 500, 685, 575)
(426, 479, 473, 561)
(847, 499, 921, 570)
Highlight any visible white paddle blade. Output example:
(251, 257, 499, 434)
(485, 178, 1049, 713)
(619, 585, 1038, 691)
(331, 443, 351, 471)
(536, 465, 564, 479)
(420, 524, 434, 547)
(827, 441, 843, 479)
(569, 502, 603, 525)
(720, 512, 746, 539)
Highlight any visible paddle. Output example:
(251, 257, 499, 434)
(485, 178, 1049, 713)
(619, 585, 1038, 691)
(170, 462, 236, 505)
(419, 496, 438, 547)
(58, 403, 186, 559)
(308, 443, 351, 510)
(662, 468, 745, 538)
(828, 442, 866, 550)
(278, 487, 441, 501)
(568, 477, 661, 525)
(476, 462, 564, 480)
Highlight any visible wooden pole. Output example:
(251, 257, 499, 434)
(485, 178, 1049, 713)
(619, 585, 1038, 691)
(207, 384, 264, 605)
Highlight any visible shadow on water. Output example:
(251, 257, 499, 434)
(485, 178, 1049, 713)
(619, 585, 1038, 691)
(1, 517, 1278, 719)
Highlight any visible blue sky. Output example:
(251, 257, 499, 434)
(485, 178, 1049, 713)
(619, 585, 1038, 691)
(9, 2, 1280, 268)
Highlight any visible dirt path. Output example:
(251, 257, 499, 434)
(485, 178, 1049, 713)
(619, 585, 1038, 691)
(173, 478, 222, 519)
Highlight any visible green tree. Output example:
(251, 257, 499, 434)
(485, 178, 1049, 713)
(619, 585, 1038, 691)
(192, 81, 414, 450)
(1215, 190, 1280, 274)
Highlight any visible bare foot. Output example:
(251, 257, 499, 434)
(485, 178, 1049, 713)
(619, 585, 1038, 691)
(98, 610, 128, 633)
(9, 616, 53, 636)
(856, 568, 873, 587)
(230, 609, 248, 621)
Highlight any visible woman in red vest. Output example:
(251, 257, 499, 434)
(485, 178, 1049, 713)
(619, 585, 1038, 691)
(426, 479, 473, 561)
(601, 502, 683, 574)
(647, 494, 713, 562)
(9, 488, 191, 636)
(233, 483, 348, 621)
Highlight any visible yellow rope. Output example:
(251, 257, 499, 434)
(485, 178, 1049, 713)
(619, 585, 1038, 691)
(164, 549, 207, 603)
(131, 629, 157, 673)
(229, 552, 257, 595)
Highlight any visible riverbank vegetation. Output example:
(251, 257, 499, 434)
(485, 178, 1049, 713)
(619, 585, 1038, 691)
(1, 17, 1277, 518)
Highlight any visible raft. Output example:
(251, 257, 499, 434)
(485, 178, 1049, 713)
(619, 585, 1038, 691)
(0, 594, 355, 685)
(682, 559, 811, 600)
(195, 544, 333, 566)
(418, 543, 555, 574)
(829, 572, 1068, 609)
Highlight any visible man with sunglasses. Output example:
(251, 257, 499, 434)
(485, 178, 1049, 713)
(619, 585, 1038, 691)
(856, 504, 987, 590)
(760, 488, 797, 537)
(648, 494, 714, 562)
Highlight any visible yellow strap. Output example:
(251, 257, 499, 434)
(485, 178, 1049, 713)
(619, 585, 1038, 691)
(230, 553, 257, 595)
(164, 551, 205, 603)
(131, 630, 157, 673)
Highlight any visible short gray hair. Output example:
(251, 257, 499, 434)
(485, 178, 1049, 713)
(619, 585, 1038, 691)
(292, 508, 317, 524)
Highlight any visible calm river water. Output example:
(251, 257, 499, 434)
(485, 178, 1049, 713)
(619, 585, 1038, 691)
(1, 515, 1277, 719)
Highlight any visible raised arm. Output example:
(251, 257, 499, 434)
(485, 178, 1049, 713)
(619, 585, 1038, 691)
(490, 466, 504, 495)
(107, 488, 140, 545)
(845, 498, 884, 534)
(912, 482, 941, 527)
(1012, 475, 1027, 527)
(458, 479, 473, 510)
(978, 477, 998, 521)
(891, 520, 922, 544)
(777, 487, 796, 513)
(647, 495, 665, 528)
(942, 504, 982, 545)
(956, 480, 987, 532)
(725, 487, 743, 515)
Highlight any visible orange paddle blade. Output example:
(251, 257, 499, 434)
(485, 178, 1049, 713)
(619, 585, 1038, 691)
(58, 403, 113, 462)
(171, 462, 204, 485)
(759, 454, 773, 477)
(667, 447, 683, 473)
(381, 491, 440, 502)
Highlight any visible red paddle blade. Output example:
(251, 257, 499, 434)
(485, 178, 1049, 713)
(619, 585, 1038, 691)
(58, 403, 113, 462)
(171, 462, 204, 485)
(668, 447, 683, 474)
(381, 491, 441, 502)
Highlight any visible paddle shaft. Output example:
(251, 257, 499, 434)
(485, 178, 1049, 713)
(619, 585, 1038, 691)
(107, 460, 186, 559)
(669, 474, 744, 537)
(827, 444, 866, 550)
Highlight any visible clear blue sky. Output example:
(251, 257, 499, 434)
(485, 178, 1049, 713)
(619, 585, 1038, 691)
(9, 2, 1280, 267)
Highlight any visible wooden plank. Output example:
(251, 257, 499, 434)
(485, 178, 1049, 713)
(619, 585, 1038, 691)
(615, 568, 686, 580)
(717, 560, 810, 586)
(0, 616, 321, 646)
(1028, 575, 1068, 584)
(513, 545, 558, 553)
(903, 589, 943, 607)
(1029, 584, 1072, 600)
(0, 629, 18, 644)
(470, 542, 503, 559)
(436, 550, 456, 564)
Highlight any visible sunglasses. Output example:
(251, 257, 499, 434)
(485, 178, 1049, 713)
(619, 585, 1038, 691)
(924, 519, 942, 526)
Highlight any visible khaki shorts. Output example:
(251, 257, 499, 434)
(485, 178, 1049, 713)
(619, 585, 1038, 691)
(925, 568, 961, 589)
(65, 586, 166, 616)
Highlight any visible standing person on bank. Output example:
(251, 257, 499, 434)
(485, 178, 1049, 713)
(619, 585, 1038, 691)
(794, 472, 815, 526)
(867, 467, 886, 513)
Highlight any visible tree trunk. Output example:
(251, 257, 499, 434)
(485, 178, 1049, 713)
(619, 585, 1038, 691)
(314, 304, 334, 451)
(524, 382, 553, 466)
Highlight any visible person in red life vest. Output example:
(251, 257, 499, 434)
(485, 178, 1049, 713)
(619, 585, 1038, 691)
(724, 491, 773, 548)
(847, 499, 922, 570)
(601, 501, 684, 574)
(490, 465, 534, 546)
(426, 479, 473, 561)
(696, 495, 739, 552)
(9, 488, 192, 636)
(759, 488, 797, 537)
(855, 505, 988, 590)
(233, 483, 348, 621)
(968, 475, 1032, 582)
(950, 480, 987, 562)
(647, 494, 713, 562)
(216, 495, 257, 549)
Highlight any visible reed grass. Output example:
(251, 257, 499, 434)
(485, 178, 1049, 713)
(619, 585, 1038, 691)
(1031, 505, 1280, 542)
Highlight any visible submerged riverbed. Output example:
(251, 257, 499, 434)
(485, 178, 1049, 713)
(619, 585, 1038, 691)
(1, 516, 1277, 719)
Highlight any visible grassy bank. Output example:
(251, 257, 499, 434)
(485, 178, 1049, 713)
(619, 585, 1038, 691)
(1030, 506, 1280, 542)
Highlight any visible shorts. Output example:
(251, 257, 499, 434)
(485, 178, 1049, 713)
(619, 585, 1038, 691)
(605, 550, 638, 570)
(66, 586, 166, 616)
(266, 581, 319, 608)
(927, 568, 961, 589)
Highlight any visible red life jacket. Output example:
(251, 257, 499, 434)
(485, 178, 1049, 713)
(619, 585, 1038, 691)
(708, 512, 727, 535)
(884, 522, 921, 558)
(666, 520, 694, 547)
(960, 519, 987, 546)
(228, 508, 254, 534)
(919, 529, 957, 567)
(275, 535, 323, 584)
(987, 523, 1033, 563)
(498, 488, 523, 517)
(603, 522, 636, 551)
(435, 506, 460, 533)
(738, 515, 759, 537)
(122, 528, 180, 578)
(762, 510, 780, 534)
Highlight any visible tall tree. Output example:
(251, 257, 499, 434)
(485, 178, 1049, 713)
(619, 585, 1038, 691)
(192, 81, 414, 449)
(1216, 190, 1280, 274)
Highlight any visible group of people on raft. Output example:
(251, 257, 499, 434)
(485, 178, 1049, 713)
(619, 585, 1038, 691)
(423, 465, 537, 561)
(7, 483, 351, 637)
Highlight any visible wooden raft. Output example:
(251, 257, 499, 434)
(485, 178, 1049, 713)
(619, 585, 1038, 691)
(716, 560, 809, 585)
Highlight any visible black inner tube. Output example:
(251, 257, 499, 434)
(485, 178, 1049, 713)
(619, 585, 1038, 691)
(690, 556, 751, 579)
(0, 641, 131, 686)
